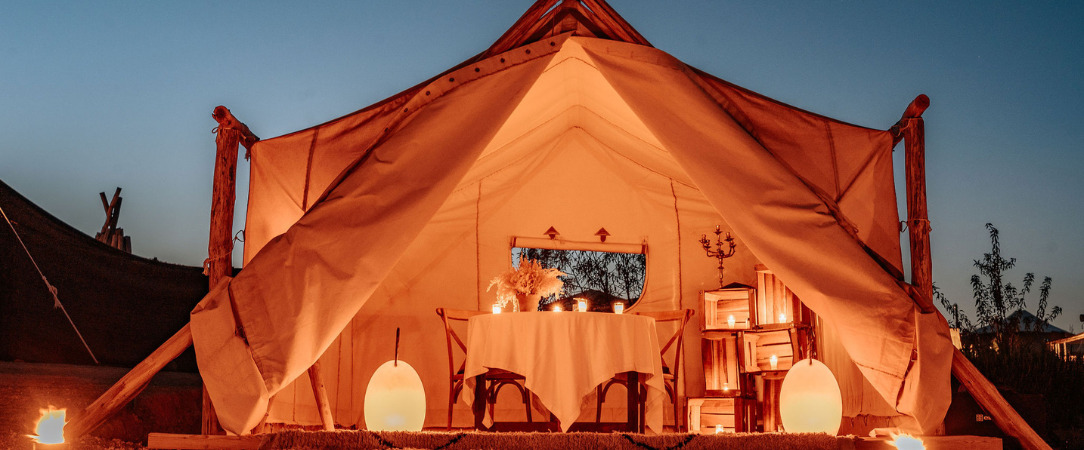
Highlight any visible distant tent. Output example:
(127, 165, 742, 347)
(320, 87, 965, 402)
(189, 0, 952, 434)
(0, 179, 206, 370)
(973, 309, 1068, 334)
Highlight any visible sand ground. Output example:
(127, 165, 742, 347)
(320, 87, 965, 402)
(0, 361, 201, 449)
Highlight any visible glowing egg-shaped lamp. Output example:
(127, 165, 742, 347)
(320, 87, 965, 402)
(779, 358, 842, 434)
(364, 359, 426, 431)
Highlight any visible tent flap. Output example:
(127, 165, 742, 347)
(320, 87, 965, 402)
(191, 37, 560, 434)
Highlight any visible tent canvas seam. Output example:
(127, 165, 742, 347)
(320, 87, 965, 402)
(825, 121, 841, 201)
(301, 127, 320, 211)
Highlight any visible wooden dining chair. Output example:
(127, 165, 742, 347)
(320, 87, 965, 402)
(595, 309, 695, 431)
(435, 307, 533, 429)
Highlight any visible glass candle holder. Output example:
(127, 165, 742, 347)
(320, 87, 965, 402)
(576, 299, 587, 312)
(770, 354, 779, 370)
(492, 304, 501, 314)
(613, 302, 625, 314)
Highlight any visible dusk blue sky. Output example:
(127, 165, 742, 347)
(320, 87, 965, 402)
(2, 1, 1082, 331)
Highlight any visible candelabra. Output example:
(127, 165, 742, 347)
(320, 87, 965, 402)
(699, 226, 737, 289)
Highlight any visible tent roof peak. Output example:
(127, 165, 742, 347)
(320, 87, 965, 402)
(482, 0, 651, 58)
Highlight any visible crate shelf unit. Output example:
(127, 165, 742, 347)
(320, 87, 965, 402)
(694, 266, 817, 433)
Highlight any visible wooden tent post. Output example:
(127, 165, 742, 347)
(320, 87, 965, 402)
(204, 106, 257, 434)
(899, 94, 934, 311)
(894, 95, 1051, 450)
(208, 106, 335, 432)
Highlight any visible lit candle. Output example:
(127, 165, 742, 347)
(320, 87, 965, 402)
(727, 315, 736, 328)
(553, 304, 563, 312)
(492, 304, 501, 314)
(715, 424, 723, 434)
(779, 312, 787, 323)
(577, 298, 588, 312)
(722, 382, 730, 392)
(613, 302, 625, 314)
(770, 354, 779, 370)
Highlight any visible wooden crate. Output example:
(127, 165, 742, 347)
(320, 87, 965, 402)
(754, 266, 798, 326)
(701, 332, 741, 395)
(702, 286, 755, 330)
(741, 329, 796, 372)
(687, 397, 750, 434)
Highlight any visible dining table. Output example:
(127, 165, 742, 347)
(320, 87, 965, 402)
(463, 311, 665, 433)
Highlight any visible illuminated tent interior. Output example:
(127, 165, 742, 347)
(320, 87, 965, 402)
(188, 0, 954, 434)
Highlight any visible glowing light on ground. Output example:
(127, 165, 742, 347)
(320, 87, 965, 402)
(29, 406, 66, 444)
(890, 433, 925, 450)
(779, 358, 842, 434)
(364, 360, 426, 431)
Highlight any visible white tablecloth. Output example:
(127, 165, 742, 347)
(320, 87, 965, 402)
(464, 312, 665, 432)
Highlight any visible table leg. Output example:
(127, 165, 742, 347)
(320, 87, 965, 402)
(473, 374, 487, 431)
(626, 371, 641, 433)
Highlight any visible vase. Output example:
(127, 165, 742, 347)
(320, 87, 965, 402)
(516, 292, 540, 312)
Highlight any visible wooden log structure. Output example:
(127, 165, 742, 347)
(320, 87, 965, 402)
(95, 187, 131, 252)
(893, 94, 1051, 450)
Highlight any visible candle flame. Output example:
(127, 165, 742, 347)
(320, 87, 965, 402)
(889, 433, 925, 450)
(29, 406, 66, 444)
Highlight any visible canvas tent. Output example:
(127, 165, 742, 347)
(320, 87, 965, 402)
(189, 0, 954, 434)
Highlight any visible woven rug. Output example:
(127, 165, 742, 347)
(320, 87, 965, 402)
(258, 430, 855, 449)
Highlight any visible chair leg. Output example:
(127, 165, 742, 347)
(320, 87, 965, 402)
(447, 382, 455, 430)
(595, 386, 603, 423)
(595, 380, 620, 424)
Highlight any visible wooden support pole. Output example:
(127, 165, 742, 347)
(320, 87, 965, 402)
(67, 324, 193, 439)
(898, 94, 935, 314)
(307, 361, 336, 431)
(203, 106, 256, 434)
(952, 348, 1051, 450)
(894, 94, 1049, 449)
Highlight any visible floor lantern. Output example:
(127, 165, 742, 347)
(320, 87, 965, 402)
(778, 358, 842, 434)
(364, 329, 426, 431)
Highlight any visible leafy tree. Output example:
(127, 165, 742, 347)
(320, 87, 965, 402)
(965, 223, 1060, 350)
(514, 247, 645, 302)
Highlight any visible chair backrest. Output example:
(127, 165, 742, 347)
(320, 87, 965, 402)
(435, 307, 488, 378)
(633, 309, 695, 376)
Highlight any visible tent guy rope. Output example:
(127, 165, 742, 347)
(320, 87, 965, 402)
(0, 203, 99, 364)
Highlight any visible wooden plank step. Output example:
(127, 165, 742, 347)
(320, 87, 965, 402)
(147, 432, 262, 450)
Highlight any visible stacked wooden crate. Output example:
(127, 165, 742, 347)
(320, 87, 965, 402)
(692, 267, 817, 433)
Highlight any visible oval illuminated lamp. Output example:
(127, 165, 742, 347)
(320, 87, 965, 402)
(779, 358, 843, 434)
(364, 329, 426, 431)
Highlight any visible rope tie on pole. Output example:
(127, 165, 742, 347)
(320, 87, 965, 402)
(899, 218, 932, 233)
(201, 232, 244, 275)
(1, 204, 99, 364)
